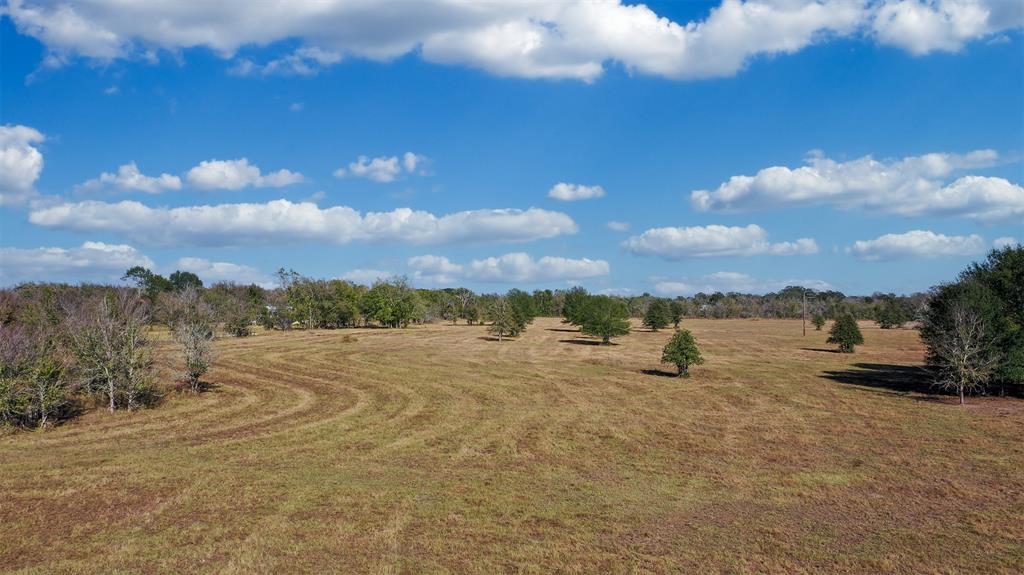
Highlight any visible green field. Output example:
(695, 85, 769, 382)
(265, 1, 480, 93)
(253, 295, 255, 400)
(2, 318, 1022, 573)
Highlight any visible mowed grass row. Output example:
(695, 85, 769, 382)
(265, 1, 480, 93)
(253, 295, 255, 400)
(1, 318, 1022, 573)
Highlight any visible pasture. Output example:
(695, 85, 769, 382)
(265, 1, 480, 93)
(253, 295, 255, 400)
(2, 318, 1022, 573)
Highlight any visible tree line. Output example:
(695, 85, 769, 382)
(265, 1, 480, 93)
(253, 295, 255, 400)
(919, 246, 1023, 403)
(119, 265, 929, 333)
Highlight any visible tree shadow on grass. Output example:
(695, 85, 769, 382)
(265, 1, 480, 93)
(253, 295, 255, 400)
(546, 327, 580, 333)
(641, 368, 678, 378)
(559, 339, 617, 346)
(801, 347, 843, 354)
(197, 380, 222, 393)
(170, 379, 220, 394)
(478, 336, 515, 342)
(821, 363, 937, 397)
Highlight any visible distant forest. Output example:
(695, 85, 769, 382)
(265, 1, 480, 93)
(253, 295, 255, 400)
(4, 266, 925, 333)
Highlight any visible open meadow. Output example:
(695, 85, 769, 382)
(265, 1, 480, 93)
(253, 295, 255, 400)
(2, 318, 1023, 574)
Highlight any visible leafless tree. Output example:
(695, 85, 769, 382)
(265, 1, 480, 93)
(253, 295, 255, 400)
(171, 287, 217, 392)
(63, 289, 155, 412)
(931, 302, 1000, 405)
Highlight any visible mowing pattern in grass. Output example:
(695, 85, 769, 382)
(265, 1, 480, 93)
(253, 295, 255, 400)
(2, 319, 1022, 573)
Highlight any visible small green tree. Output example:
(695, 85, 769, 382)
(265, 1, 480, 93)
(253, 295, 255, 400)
(811, 313, 826, 331)
(643, 299, 671, 331)
(122, 266, 173, 303)
(562, 286, 590, 326)
(506, 289, 536, 333)
(661, 329, 704, 377)
(827, 314, 864, 353)
(669, 300, 685, 329)
(487, 297, 520, 342)
(169, 270, 204, 292)
(579, 296, 631, 344)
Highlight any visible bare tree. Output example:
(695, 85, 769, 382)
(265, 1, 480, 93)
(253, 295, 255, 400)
(931, 302, 1000, 405)
(171, 287, 217, 392)
(63, 289, 155, 412)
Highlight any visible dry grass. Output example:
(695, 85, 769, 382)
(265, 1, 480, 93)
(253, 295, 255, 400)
(1, 318, 1022, 574)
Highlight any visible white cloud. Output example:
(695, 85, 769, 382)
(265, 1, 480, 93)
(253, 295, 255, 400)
(0, 241, 153, 285)
(409, 252, 609, 284)
(78, 162, 182, 194)
(993, 236, 1019, 248)
(289, 102, 304, 112)
(230, 46, 343, 76)
(691, 149, 1023, 222)
(173, 256, 274, 287)
(406, 255, 465, 284)
(847, 229, 986, 260)
(597, 287, 635, 296)
(335, 152, 426, 182)
(338, 269, 393, 285)
(654, 271, 832, 296)
(9, 1, 1016, 82)
(0, 124, 45, 207)
(547, 182, 605, 201)
(186, 158, 304, 190)
(607, 221, 630, 232)
(28, 199, 579, 247)
(403, 152, 428, 173)
(623, 224, 818, 259)
(871, 0, 1012, 55)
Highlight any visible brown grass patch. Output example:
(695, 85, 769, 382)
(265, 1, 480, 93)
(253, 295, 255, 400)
(1, 318, 1021, 573)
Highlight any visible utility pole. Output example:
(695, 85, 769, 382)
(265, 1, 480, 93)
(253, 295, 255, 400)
(802, 289, 807, 336)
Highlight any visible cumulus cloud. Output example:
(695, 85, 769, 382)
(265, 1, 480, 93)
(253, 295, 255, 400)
(402, 152, 428, 174)
(28, 199, 578, 247)
(547, 182, 605, 201)
(334, 152, 427, 183)
(78, 162, 182, 194)
(0, 241, 153, 285)
(654, 271, 832, 296)
(0, 124, 45, 207)
(871, 0, 1018, 55)
(174, 256, 274, 287)
(847, 229, 987, 260)
(8, 1, 1017, 82)
(186, 158, 304, 190)
(338, 269, 394, 285)
(408, 252, 609, 284)
(993, 236, 1019, 248)
(607, 221, 630, 232)
(691, 149, 1023, 222)
(623, 224, 818, 259)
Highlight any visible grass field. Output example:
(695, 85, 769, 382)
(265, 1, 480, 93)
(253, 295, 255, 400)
(2, 318, 1022, 574)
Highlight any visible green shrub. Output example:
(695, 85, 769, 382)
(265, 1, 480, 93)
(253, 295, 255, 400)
(827, 315, 864, 353)
(811, 313, 826, 330)
(643, 300, 670, 331)
(661, 330, 704, 377)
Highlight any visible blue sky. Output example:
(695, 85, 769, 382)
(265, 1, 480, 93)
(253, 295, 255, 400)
(1, 0, 1022, 295)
